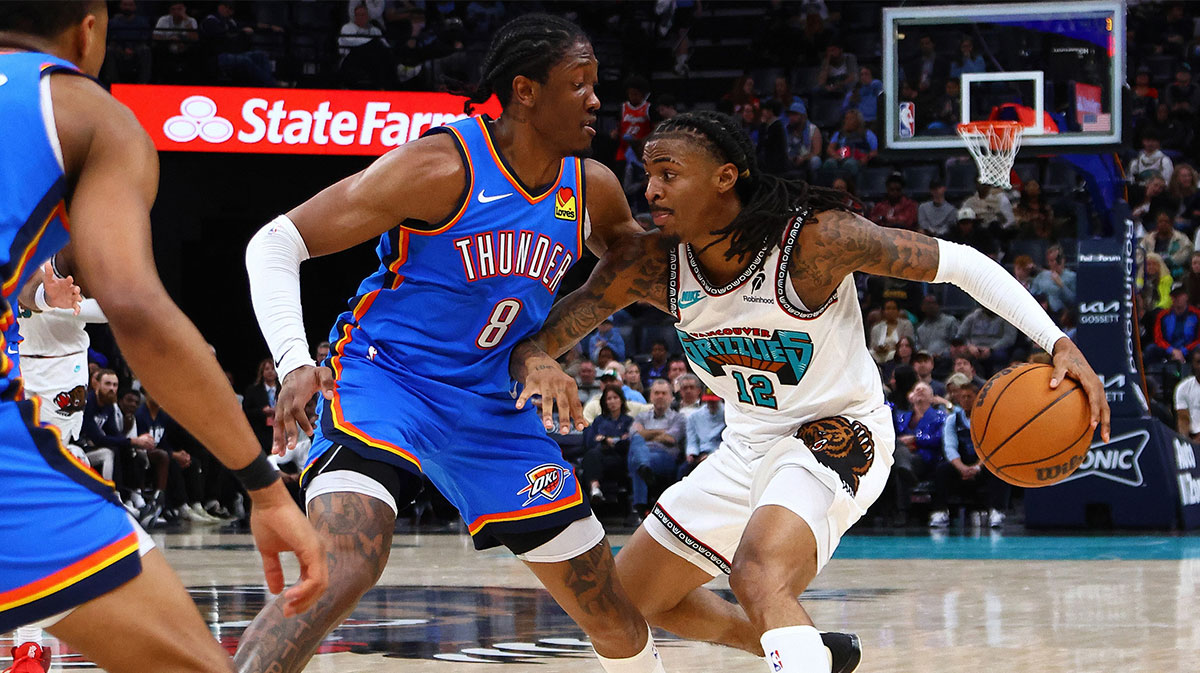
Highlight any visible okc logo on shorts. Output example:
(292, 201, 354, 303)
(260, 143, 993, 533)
(517, 463, 569, 506)
(163, 95, 234, 144)
(554, 187, 577, 221)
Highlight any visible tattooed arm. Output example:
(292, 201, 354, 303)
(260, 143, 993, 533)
(791, 209, 1109, 440)
(511, 232, 674, 433)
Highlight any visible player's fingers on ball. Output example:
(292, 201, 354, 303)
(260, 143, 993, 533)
(1050, 364, 1068, 388)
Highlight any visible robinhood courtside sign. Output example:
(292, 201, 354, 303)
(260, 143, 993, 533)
(111, 84, 501, 156)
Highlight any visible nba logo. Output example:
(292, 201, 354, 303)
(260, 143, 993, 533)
(899, 102, 915, 138)
(769, 649, 783, 672)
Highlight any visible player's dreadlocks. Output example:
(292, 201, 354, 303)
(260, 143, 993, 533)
(463, 13, 588, 114)
(648, 111, 859, 261)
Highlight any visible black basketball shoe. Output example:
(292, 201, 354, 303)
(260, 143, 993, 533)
(821, 631, 862, 673)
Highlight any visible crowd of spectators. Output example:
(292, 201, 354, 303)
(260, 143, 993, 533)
(82, 1, 1200, 529)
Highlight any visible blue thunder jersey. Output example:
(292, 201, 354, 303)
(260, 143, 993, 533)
(327, 115, 586, 394)
(0, 51, 80, 401)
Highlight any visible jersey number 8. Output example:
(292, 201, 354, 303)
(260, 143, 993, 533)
(476, 298, 523, 349)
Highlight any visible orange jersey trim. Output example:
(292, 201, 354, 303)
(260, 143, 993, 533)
(0, 532, 138, 612)
(476, 117, 563, 205)
(573, 159, 585, 260)
(2, 200, 68, 296)
(399, 125, 473, 236)
(466, 478, 584, 536)
(388, 230, 409, 290)
(327, 316, 421, 470)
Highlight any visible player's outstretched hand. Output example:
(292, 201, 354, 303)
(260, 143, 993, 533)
(274, 364, 334, 455)
(40, 261, 82, 314)
(1050, 337, 1111, 442)
(247, 480, 328, 617)
(515, 350, 586, 435)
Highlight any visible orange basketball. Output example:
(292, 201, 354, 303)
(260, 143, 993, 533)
(970, 363, 1095, 487)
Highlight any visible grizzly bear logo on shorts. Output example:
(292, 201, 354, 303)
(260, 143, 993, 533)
(794, 416, 875, 496)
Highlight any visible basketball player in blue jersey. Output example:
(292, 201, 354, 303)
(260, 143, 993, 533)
(0, 4, 326, 672)
(512, 111, 1111, 673)
(238, 13, 668, 673)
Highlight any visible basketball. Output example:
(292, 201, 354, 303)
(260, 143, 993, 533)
(970, 363, 1094, 488)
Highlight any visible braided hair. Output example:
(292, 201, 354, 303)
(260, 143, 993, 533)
(463, 13, 588, 114)
(648, 111, 858, 261)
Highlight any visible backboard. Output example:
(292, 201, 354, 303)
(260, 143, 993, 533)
(881, 1, 1125, 153)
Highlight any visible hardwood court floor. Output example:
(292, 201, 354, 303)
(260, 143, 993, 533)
(5, 526, 1200, 672)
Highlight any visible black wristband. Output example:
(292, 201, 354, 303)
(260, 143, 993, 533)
(233, 452, 280, 491)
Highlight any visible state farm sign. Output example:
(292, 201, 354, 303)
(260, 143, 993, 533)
(111, 84, 501, 155)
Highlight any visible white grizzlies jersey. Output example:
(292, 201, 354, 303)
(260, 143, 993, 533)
(669, 210, 887, 447)
(17, 299, 103, 356)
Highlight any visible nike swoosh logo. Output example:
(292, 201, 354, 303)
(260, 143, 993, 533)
(0, 74, 8, 87)
(478, 190, 514, 204)
(274, 345, 294, 368)
(677, 296, 704, 309)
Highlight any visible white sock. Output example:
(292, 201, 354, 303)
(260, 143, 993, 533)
(15, 625, 43, 645)
(594, 627, 666, 673)
(760, 625, 830, 673)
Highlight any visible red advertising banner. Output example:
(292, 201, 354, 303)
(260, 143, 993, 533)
(110, 84, 501, 155)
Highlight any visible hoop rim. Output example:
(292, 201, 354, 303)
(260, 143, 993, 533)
(956, 120, 1027, 140)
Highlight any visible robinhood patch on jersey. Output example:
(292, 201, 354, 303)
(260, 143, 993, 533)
(517, 463, 570, 506)
(677, 328, 813, 385)
(553, 187, 577, 221)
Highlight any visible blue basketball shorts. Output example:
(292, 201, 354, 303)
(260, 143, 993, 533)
(301, 343, 591, 551)
(0, 399, 148, 633)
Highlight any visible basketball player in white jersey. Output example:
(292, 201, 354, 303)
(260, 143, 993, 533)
(513, 111, 1111, 673)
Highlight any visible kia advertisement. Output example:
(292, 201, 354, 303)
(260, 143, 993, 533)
(111, 84, 502, 155)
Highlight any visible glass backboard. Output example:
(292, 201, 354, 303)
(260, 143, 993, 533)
(882, 1, 1125, 152)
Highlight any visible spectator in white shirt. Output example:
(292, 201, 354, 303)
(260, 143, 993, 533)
(339, 3, 387, 60)
(1175, 349, 1200, 441)
(962, 182, 1015, 232)
(918, 180, 958, 238)
(1129, 128, 1174, 185)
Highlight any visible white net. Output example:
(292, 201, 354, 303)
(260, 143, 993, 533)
(957, 122, 1024, 190)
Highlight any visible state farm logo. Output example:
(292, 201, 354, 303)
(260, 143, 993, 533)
(163, 95, 234, 143)
(1057, 429, 1148, 487)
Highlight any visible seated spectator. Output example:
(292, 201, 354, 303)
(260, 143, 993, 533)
(912, 350, 948, 398)
(767, 75, 800, 110)
(843, 66, 883, 125)
(870, 173, 918, 230)
(314, 340, 331, 365)
(1165, 63, 1200, 119)
(869, 299, 915, 364)
(1012, 254, 1036, 292)
(1176, 349, 1200, 441)
(585, 318, 626, 363)
(817, 40, 858, 95)
(1129, 128, 1174, 184)
(1030, 245, 1077, 318)
(1141, 251, 1174, 312)
(949, 36, 985, 79)
(831, 175, 862, 212)
(1150, 102, 1195, 156)
(594, 345, 619, 369)
(1015, 180, 1057, 240)
(339, 2, 394, 88)
(738, 102, 763, 146)
(674, 373, 704, 417)
(892, 381, 947, 480)
(1142, 209, 1193, 278)
(822, 109, 877, 178)
(665, 356, 690, 389)
(105, 0, 152, 84)
(629, 380, 686, 516)
(136, 390, 209, 524)
(622, 360, 645, 399)
(1131, 66, 1159, 128)
(200, 0, 276, 86)
(905, 34, 949, 97)
(1170, 163, 1200, 234)
(242, 358, 279, 455)
(916, 294, 959, 359)
(1146, 287, 1200, 377)
(83, 369, 154, 508)
(1132, 173, 1171, 236)
(881, 335, 916, 385)
(152, 1, 200, 82)
(927, 78, 962, 133)
(956, 306, 1017, 375)
(918, 179, 958, 238)
(947, 206, 998, 258)
(757, 100, 789, 175)
(786, 102, 823, 178)
(929, 374, 1011, 528)
(1184, 252, 1200, 310)
(576, 359, 602, 405)
(682, 390, 724, 478)
(643, 339, 671, 386)
(722, 75, 760, 117)
(963, 182, 1015, 235)
(119, 388, 169, 526)
(581, 385, 635, 504)
(582, 366, 649, 421)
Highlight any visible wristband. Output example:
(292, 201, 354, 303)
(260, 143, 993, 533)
(33, 284, 52, 312)
(233, 452, 281, 491)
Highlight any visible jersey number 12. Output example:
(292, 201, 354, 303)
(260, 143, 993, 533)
(732, 371, 777, 409)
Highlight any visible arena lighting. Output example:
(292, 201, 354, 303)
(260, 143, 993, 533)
(112, 84, 502, 156)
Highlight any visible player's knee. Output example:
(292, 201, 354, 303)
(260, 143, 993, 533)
(729, 554, 789, 615)
(325, 546, 390, 601)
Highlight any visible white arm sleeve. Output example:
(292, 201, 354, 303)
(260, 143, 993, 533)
(933, 239, 1068, 354)
(246, 215, 315, 381)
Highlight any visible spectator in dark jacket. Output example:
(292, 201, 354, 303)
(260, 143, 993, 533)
(757, 100, 790, 175)
(243, 358, 280, 454)
(581, 385, 635, 504)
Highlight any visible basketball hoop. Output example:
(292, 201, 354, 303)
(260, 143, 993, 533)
(957, 121, 1025, 190)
